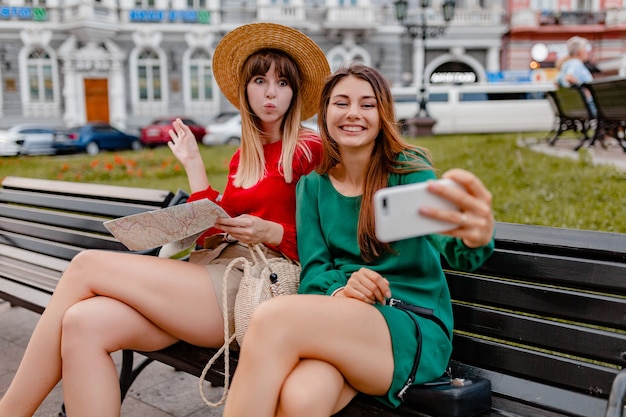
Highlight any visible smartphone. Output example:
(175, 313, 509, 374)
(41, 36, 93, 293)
(374, 179, 462, 242)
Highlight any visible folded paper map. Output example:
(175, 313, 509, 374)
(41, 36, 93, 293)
(104, 199, 230, 251)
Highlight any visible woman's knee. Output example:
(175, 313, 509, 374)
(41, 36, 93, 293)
(60, 302, 101, 357)
(60, 297, 124, 358)
(278, 375, 329, 417)
(246, 295, 302, 341)
(61, 250, 101, 284)
(278, 362, 349, 417)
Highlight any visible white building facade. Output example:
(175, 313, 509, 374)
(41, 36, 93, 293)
(0, 0, 623, 131)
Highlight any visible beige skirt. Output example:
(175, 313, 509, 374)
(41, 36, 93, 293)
(189, 236, 282, 343)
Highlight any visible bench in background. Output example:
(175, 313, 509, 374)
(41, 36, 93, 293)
(587, 77, 626, 152)
(546, 86, 595, 150)
(2, 176, 626, 417)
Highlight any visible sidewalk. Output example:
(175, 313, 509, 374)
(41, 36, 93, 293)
(520, 135, 626, 171)
(0, 302, 225, 417)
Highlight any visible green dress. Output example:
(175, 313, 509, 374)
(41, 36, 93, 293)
(295, 166, 495, 409)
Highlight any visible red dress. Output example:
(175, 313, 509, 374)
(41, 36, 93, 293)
(187, 131, 322, 260)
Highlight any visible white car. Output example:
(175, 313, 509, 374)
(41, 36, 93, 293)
(202, 113, 242, 146)
(202, 113, 319, 146)
(0, 124, 59, 156)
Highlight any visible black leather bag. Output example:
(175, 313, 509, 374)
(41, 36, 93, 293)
(403, 377, 491, 417)
(389, 298, 492, 417)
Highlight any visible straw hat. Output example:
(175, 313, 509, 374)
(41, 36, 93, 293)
(212, 22, 330, 120)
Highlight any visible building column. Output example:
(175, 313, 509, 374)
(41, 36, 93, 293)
(106, 40, 127, 129)
(58, 36, 80, 127)
(486, 45, 500, 73)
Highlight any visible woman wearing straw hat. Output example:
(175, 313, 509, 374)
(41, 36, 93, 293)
(0, 23, 329, 417)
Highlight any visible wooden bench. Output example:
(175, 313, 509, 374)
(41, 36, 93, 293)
(586, 77, 626, 152)
(2, 176, 626, 417)
(546, 86, 595, 150)
(0, 175, 189, 313)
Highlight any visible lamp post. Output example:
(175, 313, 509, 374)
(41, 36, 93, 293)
(394, 0, 455, 124)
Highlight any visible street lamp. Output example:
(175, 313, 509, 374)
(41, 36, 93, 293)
(394, 0, 455, 121)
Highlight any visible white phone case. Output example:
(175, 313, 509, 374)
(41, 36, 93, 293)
(374, 179, 461, 242)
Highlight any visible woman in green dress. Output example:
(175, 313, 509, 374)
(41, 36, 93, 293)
(223, 64, 495, 417)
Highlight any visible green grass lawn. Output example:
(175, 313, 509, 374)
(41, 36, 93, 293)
(1, 132, 625, 233)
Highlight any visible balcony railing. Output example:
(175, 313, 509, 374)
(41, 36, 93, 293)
(257, 5, 305, 22)
(324, 6, 378, 28)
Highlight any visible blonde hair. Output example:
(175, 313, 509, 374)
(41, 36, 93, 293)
(317, 64, 434, 263)
(567, 36, 588, 57)
(234, 49, 308, 188)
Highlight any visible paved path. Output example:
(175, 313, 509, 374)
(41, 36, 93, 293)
(0, 302, 225, 417)
(521, 136, 626, 171)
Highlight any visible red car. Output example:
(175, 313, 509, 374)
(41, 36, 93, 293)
(140, 117, 206, 146)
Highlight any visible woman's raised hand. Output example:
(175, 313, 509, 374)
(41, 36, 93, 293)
(421, 168, 494, 248)
(168, 118, 202, 167)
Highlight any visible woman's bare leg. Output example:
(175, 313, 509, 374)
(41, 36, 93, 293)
(223, 294, 394, 417)
(277, 359, 357, 417)
(0, 249, 224, 417)
(61, 296, 182, 417)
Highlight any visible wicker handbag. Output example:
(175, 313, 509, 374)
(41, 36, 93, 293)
(199, 243, 301, 407)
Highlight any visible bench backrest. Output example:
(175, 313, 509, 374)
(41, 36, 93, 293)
(587, 77, 626, 121)
(447, 223, 626, 417)
(550, 86, 594, 120)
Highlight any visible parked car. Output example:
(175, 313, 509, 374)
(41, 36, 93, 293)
(202, 112, 241, 146)
(140, 117, 206, 147)
(201, 113, 318, 147)
(302, 117, 319, 133)
(53, 123, 142, 155)
(0, 123, 60, 156)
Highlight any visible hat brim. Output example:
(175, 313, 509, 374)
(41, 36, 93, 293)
(212, 23, 330, 121)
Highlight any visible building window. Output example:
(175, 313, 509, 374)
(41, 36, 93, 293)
(189, 49, 212, 100)
(187, 0, 206, 7)
(137, 49, 162, 101)
(27, 48, 54, 102)
(24, 0, 47, 7)
(530, 0, 557, 11)
(135, 0, 156, 7)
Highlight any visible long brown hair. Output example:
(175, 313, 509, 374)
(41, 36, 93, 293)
(317, 64, 434, 263)
(235, 49, 310, 188)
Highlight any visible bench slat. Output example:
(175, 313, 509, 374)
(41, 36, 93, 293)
(495, 222, 626, 261)
(0, 231, 117, 261)
(1, 218, 125, 251)
(0, 189, 160, 218)
(0, 243, 69, 272)
(453, 304, 626, 367)
(0, 259, 61, 293)
(1, 176, 174, 206)
(448, 273, 626, 330)
(0, 279, 50, 314)
(477, 250, 626, 293)
(453, 335, 618, 398)
(1, 205, 111, 234)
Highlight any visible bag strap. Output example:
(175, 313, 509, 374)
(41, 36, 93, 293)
(198, 255, 250, 407)
(395, 308, 423, 401)
(390, 299, 454, 401)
